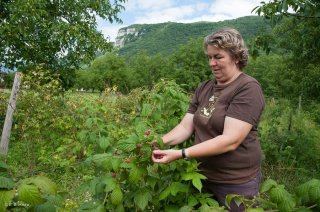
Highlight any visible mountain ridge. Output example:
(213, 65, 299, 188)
(114, 16, 272, 57)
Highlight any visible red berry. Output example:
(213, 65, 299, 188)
(154, 154, 164, 159)
(111, 173, 116, 178)
(145, 130, 150, 136)
(124, 158, 131, 163)
(140, 150, 145, 156)
(114, 149, 120, 155)
(136, 143, 142, 148)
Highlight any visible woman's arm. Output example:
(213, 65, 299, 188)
(185, 116, 252, 157)
(152, 116, 252, 163)
(162, 113, 195, 146)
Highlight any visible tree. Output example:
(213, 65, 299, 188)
(170, 38, 211, 91)
(127, 51, 172, 90)
(252, 0, 320, 100)
(0, 0, 126, 88)
(252, 0, 320, 64)
(75, 53, 129, 93)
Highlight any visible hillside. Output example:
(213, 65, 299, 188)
(115, 16, 272, 57)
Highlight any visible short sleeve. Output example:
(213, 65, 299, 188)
(186, 80, 212, 114)
(187, 87, 200, 114)
(226, 82, 265, 126)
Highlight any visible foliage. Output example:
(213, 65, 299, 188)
(0, 160, 64, 211)
(75, 53, 130, 93)
(0, 71, 14, 89)
(3, 69, 320, 210)
(252, 0, 320, 101)
(126, 51, 173, 90)
(259, 98, 320, 188)
(245, 54, 294, 98)
(76, 80, 227, 211)
(0, 90, 10, 135)
(170, 38, 211, 91)
(0, 0, 126, 89)
(253, 0, 320, 23)
(226, 178, 320, 212)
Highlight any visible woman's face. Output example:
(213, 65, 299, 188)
(206, 45, 240, 85)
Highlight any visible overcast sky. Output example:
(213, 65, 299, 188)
(97, 0, 263, 42)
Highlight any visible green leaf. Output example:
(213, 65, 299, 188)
(244, 208, 264, 212)
(182, 172, 206, 191)
(308, 179, 320, 203)
(117, 143, 136, 152)
(46, 194, 65, 208)
(134, 190, 151, 210)
(198, 204, 211, 212)
(270, 186, 295, 212)
(182, 172, 207, 181)
(178, 205, 192, 212)
(0, 161, 9, 172)
(277, 200, 295, 212)
(260, 179, 278, 193)
(0, 190, 15, 212)
(159, 187, 171, 200)
(85, 118, 93, 128)
(204, 197, 219, 207)
(170, 182, 189, 196)
(98, 137, 110, 150)
(135, 122, 148, 137)
(253, 197, 275, 210)
(18, 184, 44, 205)
(151, 111, 161, 121)
(141, 103, 152, 117)
(124, 134, 140, 144)
(192, 178, 203, 192)
(110, 185, 123, 206)
(0, 176, 14, 189)
(270, 186, 288, 203)
(101, 176, 116, 193)
(32, 202, 56, 212)
(188, 195, 198, 207)
(111, 157, 122, 172)
(128, 167, 143, 184)
(225, 194, 243, 209)
(282, 0, 288, 12)
(294, 208, 313, 212)
(29, 176, 57, 195)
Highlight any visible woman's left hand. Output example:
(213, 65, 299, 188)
(152, 149, 182, 164)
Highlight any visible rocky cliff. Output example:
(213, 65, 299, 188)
(115, 27, 141, 48)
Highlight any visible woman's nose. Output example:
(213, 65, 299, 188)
(209, 59, 217, 66)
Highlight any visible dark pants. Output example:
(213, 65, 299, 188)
(202, 173, 261, 212)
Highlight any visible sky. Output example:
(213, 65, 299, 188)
(97, 0, 263, 42)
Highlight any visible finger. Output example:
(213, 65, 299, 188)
(152, 149, 162, 155)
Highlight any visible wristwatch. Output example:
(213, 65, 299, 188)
(181, 148, 188, 159)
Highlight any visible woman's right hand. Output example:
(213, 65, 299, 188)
(152, 149, 182, 164)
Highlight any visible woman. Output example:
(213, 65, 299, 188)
(152, 28, 265, 211)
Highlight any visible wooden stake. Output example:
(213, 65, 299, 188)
(0, 72, 21, 155)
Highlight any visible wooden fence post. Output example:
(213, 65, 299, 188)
(0, 72, 21, 156)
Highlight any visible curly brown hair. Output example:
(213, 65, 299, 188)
(203, 28, 248, 70)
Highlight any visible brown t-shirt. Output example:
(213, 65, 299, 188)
(187, 73, 265, 184)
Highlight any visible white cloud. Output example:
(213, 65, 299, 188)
(125, 0, 174, 11)
(134, 5, 197, 24)
(208, 0, 261, 19)
(179, 14, 231, 23)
